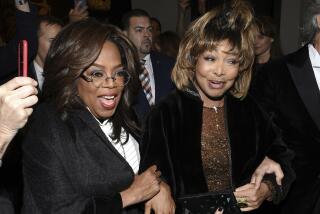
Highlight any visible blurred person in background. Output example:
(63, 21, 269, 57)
(30, 16, 63, 92)
(253, 16, 282, 73)
(150, 17, 161, 51)
(150, 17, 161, 40)
(153, 31, 181, 59)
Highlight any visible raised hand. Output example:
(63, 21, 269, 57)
(0, 77, 38, 156)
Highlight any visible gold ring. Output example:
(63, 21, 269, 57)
(237, 198, 248, 208)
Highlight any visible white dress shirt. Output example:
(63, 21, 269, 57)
(33, 61, 44, 90)
(90, 112, 140, 174)
(308, 44, 320, 91)
(143, 54, 156, 104)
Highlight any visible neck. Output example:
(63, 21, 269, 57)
(34, 55, 44, 69)
(313, 33, 320, 54)
(203, 98, 224, 108)
(256, 51, 271, 64)
(194, 82, 225, 108)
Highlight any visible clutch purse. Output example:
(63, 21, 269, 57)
(176, 191, 241, 214)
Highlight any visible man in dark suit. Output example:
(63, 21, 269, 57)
(30, 16, 63, 92)
(122, 9, 175, 122)
(253, 2, 320, 213)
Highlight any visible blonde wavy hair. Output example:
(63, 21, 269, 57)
(172, 0, 257, 99)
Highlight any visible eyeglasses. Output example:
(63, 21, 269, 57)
(81, 69, 131, 88)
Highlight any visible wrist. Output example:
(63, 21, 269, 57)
(261, 181, 273, 201)
(120, 188, 136, 208)
(0, 126, 17, 157)
(160, 181, 171, 193)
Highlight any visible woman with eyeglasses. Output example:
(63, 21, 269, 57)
(21, 19, 169, 214)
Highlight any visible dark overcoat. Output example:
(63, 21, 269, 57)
(253, 45, 320, 214)
(22, 103, 140, 214)
(140, 87, 295, 212)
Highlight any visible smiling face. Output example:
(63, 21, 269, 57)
(194, 40, 240, 106)
(77, 41, 125, 119)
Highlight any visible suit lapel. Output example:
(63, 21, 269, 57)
(150, 53, 160, 103)
(287, 46, 320, 131)
(73, 108, 129, 162)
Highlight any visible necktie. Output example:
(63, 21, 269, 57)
(139, 59, 154, 106)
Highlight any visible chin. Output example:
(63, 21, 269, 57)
(206, 89, 227, 100)
(98, 110, 116, 120)
(208, 94, 225, 100)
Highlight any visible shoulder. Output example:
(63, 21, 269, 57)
(263, 46, 308, 74)
(30, 102, 61, 126)
(23, 103, 69, 158)
(150, 90, 180, 112)
(252, 55, 291, 91)
(285, 45, 309, 63)
(150, 52, 175, 66)
(148, 89, 201, 119)
(25, 102, 74, 147)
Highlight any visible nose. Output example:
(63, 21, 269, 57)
(213, 62, 224, 77)
(101, 77, 116, 88)
(144, 29, 152, 38)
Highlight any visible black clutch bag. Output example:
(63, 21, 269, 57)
(176, 191, 241, 214)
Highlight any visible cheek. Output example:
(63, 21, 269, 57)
(38, 40, 51, 58)
(43, 42, 51, 56)
(195, 61, 208, 77)
(194, 71, 208, 90)
(77, 82, 95, 105)
(228, 68, 240, 80)
(262, 39, 272, 47)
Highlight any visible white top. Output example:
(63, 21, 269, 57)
(143, 54, 155, 104)
(33, 61, 44, 90)
(308, 44, 320, 91)
(91, 114, 140, 174)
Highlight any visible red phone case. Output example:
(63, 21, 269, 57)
(18, 40, 28, 77)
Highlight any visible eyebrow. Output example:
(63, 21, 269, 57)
(91, 63, 123, 70)
(134, 25, 152, 29)
(203, 51, 238, 56)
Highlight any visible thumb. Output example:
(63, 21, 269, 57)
(144, 202, 151, 214)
